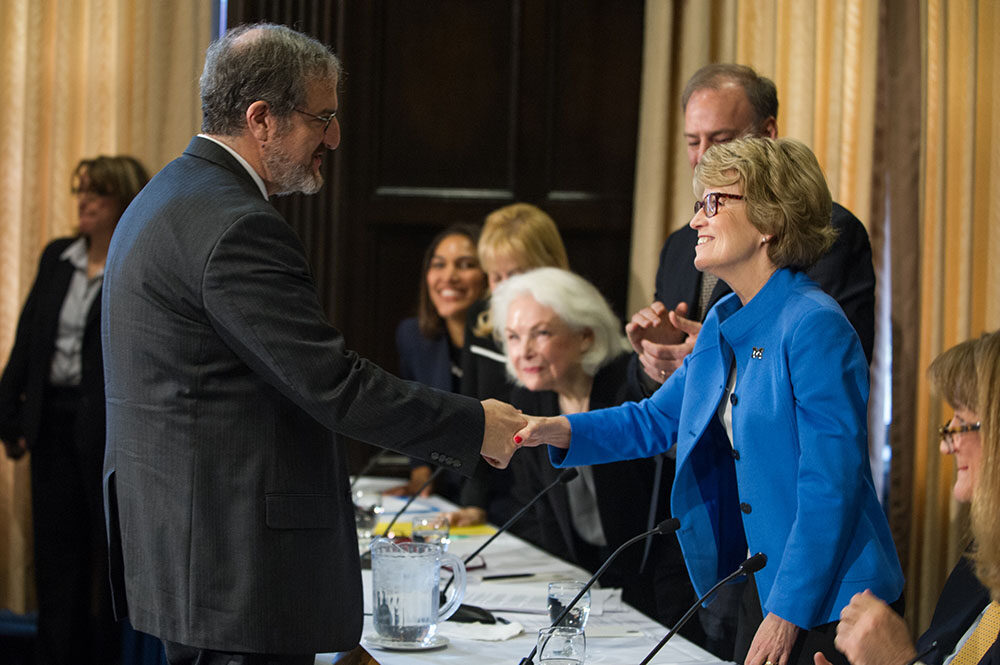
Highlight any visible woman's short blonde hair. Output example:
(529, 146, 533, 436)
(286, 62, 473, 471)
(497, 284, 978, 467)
(694, 137, 836, 270)
(478, 203, 569, 274)
(928, 330, 1000, 599)
(474, 203, 569, 337)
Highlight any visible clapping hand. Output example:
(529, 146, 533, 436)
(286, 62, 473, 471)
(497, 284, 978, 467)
(626, 301, 702, 384)
(814, 590, 915, 665)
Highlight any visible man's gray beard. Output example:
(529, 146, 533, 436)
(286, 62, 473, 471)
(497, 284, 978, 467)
(261, 140, 323, 196)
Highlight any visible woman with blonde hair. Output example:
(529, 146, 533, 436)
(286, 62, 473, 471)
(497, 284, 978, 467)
(819, 331, 1000, 665)
(448, 203, 569, 527)
(460, 202, 569, 400)
(516, 137, 903, 665)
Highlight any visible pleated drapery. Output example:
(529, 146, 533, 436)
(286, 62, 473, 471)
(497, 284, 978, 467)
(0, 0, 211, 612)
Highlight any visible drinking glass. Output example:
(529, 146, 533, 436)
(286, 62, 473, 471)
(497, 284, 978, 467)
(547, 581, 590, 629)
(536, 626, 586, 664)
(411, 515, 450, 551)
(353, 489, 383, 542)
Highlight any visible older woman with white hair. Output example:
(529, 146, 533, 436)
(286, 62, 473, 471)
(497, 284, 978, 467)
(490, 267, 699, 628)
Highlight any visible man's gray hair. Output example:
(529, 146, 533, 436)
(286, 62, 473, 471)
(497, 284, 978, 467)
(490, 267, 631, 380)
(681, 63, 778, 128)
(200, 23, 343, 136)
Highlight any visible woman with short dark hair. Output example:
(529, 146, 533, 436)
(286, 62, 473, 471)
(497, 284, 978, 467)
(0, 155, 149, 665)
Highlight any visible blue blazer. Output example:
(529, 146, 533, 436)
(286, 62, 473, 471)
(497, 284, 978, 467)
(551, 268, 903, 628)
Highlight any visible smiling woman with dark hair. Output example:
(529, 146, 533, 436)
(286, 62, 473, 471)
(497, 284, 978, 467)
(388, 223, 487, 499)
(515, 137, 903, 665)
(0, 154, 149, 665)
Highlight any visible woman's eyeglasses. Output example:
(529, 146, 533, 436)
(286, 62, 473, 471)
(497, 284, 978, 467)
(938, 421, 980, 453)
(694, 192, 745, 218)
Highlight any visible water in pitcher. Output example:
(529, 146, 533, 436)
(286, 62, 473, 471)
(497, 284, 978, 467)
(371, 542, 442, 644)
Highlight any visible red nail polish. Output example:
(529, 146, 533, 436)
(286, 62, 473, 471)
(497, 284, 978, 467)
(514, 435, 523, 444)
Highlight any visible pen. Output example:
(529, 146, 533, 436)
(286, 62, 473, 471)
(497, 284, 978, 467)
(482, 573, 535, 581)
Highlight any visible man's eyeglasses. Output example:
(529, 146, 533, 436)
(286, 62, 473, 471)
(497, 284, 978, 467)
(294, 108, 337, 134)
(938, 421, 981, 453)
(694, 192, 745, 218)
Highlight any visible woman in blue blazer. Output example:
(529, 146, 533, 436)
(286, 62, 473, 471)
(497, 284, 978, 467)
(392, 223, 487, 499)
(515, 137, 903, 665)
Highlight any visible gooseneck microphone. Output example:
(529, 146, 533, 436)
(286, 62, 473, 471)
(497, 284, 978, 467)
(638, 552, 768, 665)
(442, 467, 580, 597)
(518, 517, 682, 665)
(467, 468, 580, 566)
(379, 466, 447, 538)
(349, 448, 390, 492)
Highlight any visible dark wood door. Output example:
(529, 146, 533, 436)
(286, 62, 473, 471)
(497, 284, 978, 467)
(226, 2, 644, 468)
(227, 0, 643, 368)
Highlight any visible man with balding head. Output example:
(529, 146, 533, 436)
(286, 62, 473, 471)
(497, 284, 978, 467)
(102, 24, 524, 664)
(629, 64, 875, 660)
(629, 64, 874, 388)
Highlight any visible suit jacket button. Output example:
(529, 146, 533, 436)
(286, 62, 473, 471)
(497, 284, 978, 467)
(731, 448, 740, 460)
(740, 502, 752, 514)
(453, 460, 461, 468)
(730, 393, 738, 406)
(430, 452, 440, 461)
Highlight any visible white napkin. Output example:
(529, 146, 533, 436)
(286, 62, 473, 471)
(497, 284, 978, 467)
(438, 620, 524, 641)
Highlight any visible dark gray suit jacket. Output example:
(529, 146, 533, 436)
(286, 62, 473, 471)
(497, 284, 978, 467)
(102, 137, 484, 653)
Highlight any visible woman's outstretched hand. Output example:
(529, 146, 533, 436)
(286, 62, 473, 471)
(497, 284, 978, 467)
(513, 415, 572, 449)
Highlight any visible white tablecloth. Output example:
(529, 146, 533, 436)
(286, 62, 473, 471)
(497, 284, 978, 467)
(315, 478, 733, 665)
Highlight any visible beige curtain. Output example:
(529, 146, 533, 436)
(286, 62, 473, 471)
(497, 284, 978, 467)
(628, 0, 877, 315)
(903, 0, 1000, 631)
(629, 0, 1000, 633)
(0, 0, 211, 612)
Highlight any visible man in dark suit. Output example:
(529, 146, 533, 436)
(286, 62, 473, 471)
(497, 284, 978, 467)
(625, 64, 877, 660)
(628, 64, 875, 389)
(102, 24, 524, 665)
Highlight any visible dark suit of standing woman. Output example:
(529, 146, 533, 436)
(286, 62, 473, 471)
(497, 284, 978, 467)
(0, 156, 148, 665)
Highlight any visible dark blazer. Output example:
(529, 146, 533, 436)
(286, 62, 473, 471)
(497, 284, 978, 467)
(458, 299, 513, 402)
(395, 317, 465, 499)
(102, 137, 485, 654)
(915, 551, 992, 665)
(650, 202, 875, 362)
(395, 317, 452, 390)
(0, 237, 105, 452)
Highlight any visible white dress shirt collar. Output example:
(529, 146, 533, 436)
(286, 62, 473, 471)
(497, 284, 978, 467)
(197, 134, 269, 200)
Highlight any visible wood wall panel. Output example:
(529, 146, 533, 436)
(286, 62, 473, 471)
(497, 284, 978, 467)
(225, 0, 644, 406)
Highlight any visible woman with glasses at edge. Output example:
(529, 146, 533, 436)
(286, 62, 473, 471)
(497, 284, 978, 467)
(514, 137, 904, 665)
(816, 331, 1000, 665)
(0, 155, 149, 665)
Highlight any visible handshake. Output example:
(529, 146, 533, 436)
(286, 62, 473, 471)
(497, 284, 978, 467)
(478, 399, 571, 468)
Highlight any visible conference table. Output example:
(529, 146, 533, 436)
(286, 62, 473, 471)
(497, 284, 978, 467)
(315, 478, 732, 665)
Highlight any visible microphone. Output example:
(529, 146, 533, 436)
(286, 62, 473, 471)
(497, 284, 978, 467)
(467, 468, 580, 567)
(442, 468, 581, 624)
(380, 466, 446, 538)
(443, 468, 580, 597)
(518, 517, 682, 665)
(349, 448, 390, 491)
(638, 552, 767, 665)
